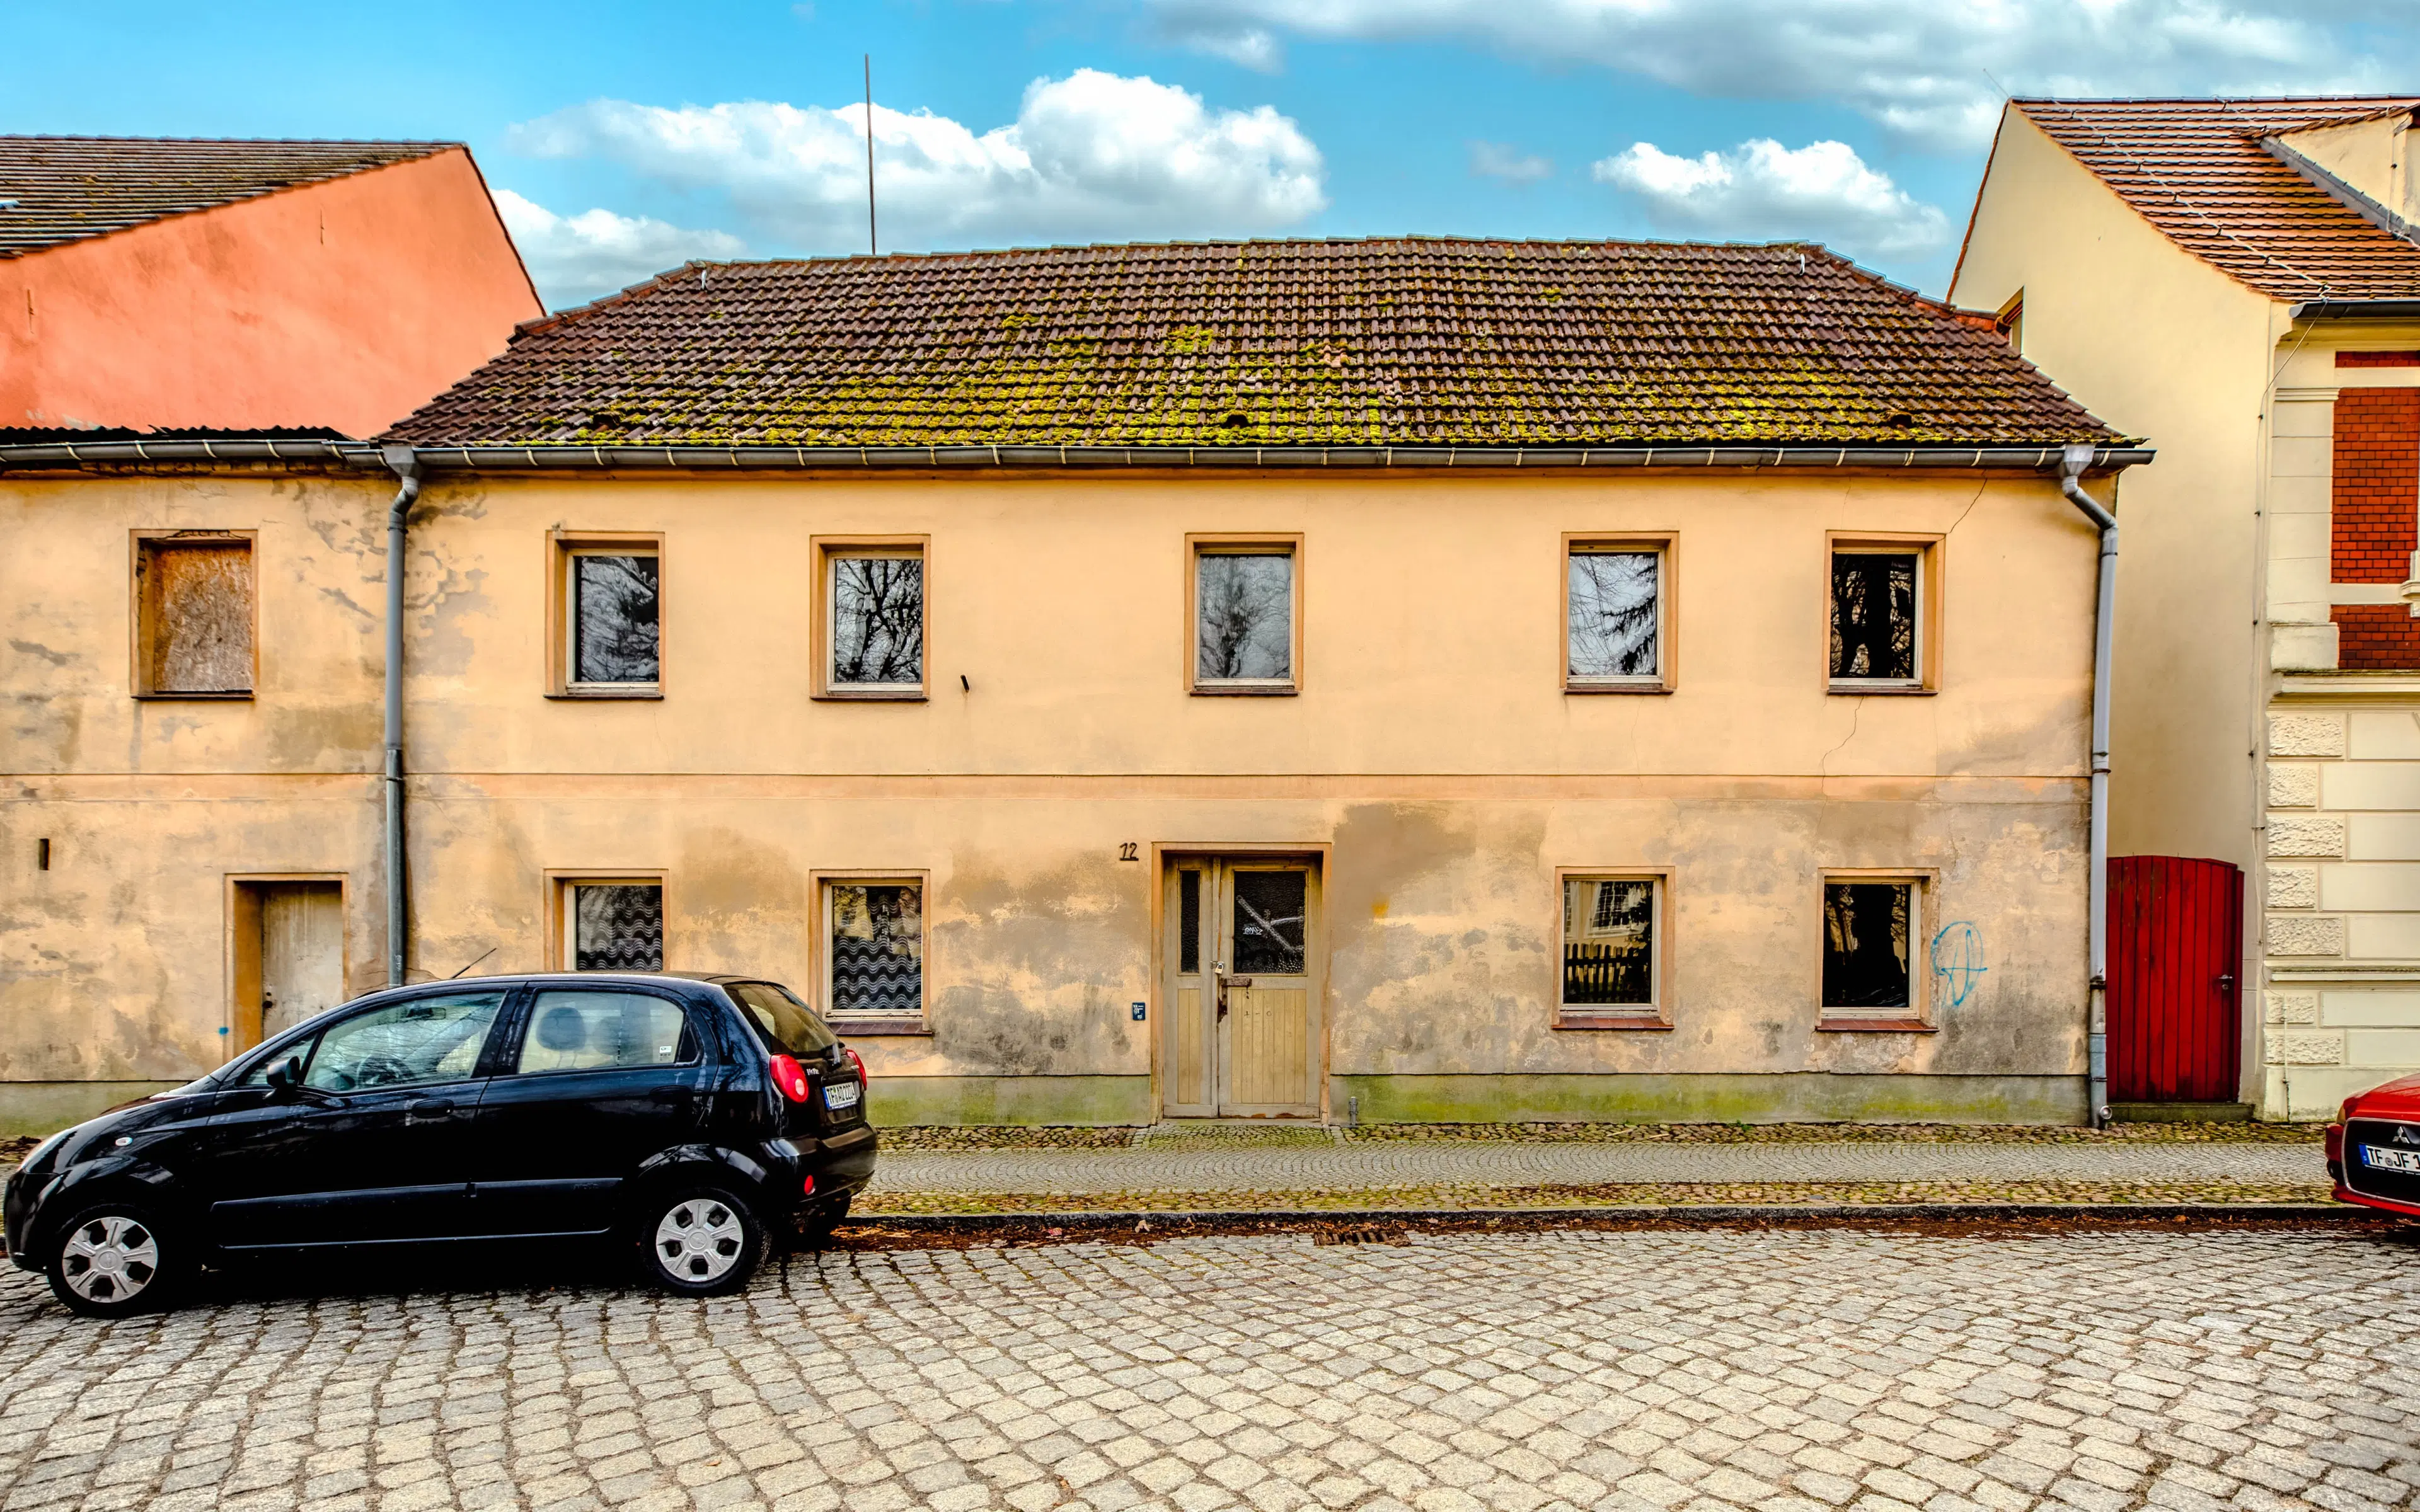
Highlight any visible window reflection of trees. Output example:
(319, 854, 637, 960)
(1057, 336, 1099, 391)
(573, 556, 659, 684)
(832, 556, 924, 685)
(1829, 554, 1916, 680)
(1563, 878, 1653, 1005)
(1197, 554, 1293, 680)
(1822, 882, 1911, 1008)
(1568, 552, 1659, 678)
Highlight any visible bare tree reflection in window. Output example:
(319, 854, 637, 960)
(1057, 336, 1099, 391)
(1568, 551, 1659, 679)
(1829, 553, 1917, 680)
(831, 555, 924, 685)
(1197, 553, 1293, 681)
(571, 554, 659, 685)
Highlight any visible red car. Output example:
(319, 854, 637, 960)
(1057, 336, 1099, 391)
(2329, 1074, 2420, 1217)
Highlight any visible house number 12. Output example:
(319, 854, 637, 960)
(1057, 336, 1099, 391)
(1118, 843, 1139, 861)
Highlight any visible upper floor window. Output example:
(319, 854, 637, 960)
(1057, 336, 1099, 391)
(550, 532, 662, 697)
(134, 532, 254, 698)
(816, 539, 926, 699)
(1191, 536, 1300, 694)
(1566, 536, 1673, 691)
(1828, 538, 1937, 692)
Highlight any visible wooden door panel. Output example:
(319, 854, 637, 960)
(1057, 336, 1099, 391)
(1172, 986, 1211, 1110)
(2107, 856, 2243, 1102)
(1228, 987, 1309, 1108)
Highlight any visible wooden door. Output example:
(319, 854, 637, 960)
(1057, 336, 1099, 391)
(1161, 859, 1322, 1118)
(2107, 856, 2243, 1102)
(259, 883, 345, 1043)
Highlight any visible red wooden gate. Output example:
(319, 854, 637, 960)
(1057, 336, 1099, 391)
(2107, 856, 2244, 1102)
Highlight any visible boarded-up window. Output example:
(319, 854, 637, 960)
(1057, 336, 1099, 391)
(1562, 876, 1656, 1009)
(138, 537, 253, 694)
(1829, 550, 1920, 684)
(1822, 881, 1912, 1012)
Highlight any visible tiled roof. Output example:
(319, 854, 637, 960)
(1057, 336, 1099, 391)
(2008, 98, 2420, 301)
(0, 136, 452, 258)
(388, 238, 2119, 449)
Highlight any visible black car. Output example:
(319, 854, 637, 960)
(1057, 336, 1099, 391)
(3, 972, 876, 1317)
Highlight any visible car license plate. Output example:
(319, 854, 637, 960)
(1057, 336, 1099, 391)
(2360, 1143, 2420, 1174)
(824, 1081, 861, 1111)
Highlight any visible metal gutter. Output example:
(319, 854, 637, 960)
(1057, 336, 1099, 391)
(0, 439, 2154, 472)
(2290, 299, 2420, 321)
(2058, 444, 2119, 1130)
(377, 445, 421, 990)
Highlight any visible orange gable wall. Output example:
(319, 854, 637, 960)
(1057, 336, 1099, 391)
(0, 147, 542, 438)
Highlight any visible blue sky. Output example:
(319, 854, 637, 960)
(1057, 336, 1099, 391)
(9, 1, 2415, 306)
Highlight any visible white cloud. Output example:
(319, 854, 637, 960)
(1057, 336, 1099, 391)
(1593, 138, 1951, 259)
(1469, 140, 1552, 184)
(508, 69, 1325, 251)
(493, 189, 746, 307)
(1146, 0, 2376, 148)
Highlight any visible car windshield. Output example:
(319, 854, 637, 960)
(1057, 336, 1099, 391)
(727, 982, 839, 1057)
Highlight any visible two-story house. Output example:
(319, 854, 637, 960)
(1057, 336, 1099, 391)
(1, 238, 2142, 1131)
(1955, 98, 2420, 1120)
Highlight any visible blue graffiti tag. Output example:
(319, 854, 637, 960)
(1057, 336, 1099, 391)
(1930, 922, 1988, 1009)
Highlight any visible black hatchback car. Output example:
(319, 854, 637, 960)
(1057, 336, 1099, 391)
(4, 973, 876, 1317)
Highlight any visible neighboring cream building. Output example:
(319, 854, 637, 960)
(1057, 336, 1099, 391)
(1954, 98, 2420, 1119)
(1, 238, 2141, 1130)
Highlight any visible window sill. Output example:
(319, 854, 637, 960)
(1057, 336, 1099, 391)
(1815, 1017, 1935, 1033)
(132, 690, 253, 701)
(1565, 682, 1673, 695)
(1191, 684, 1299, 697)
(1826, 683, 1935, 696)
(829, 1018, 931, 1036)
(813, 689, 929, 702)
(548, 687, 662, 701)
(1553, 1012, 1673, 1030)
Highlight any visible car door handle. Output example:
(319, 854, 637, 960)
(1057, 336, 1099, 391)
(408, 1097, 455, 1121)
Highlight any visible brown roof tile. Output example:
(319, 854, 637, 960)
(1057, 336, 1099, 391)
(2009, 97, 2420, 301)
(0, 135, 453, 258)
(388, 238, 2119, 449)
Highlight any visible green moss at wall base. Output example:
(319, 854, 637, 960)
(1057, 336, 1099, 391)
(868, 1075, 1154, 1128)
(1332, 1073, 2090, 1126)
(0, 1082, 187, 1138)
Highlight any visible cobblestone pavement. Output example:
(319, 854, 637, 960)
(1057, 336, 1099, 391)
(866, 1142, 2327, 1198)
(1, 1225, 2414, 1512)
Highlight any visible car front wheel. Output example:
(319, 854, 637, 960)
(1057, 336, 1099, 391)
(639, 1188, 763, 1297)
(47, 1203, 185, 1318)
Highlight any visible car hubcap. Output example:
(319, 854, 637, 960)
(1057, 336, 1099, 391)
(654, 1199, 744, 1283)
(60, 1216, 158, 1304)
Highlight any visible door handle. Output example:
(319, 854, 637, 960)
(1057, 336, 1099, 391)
(408, 1097, 454, 1121)
(2216, 974, 2235, 995)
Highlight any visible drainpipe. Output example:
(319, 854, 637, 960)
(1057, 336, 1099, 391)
(378, 444, 422, 988)
(2059, 444, 2119, 1128)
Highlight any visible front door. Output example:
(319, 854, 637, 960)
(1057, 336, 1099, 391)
(1161, 858, 1321, 1118)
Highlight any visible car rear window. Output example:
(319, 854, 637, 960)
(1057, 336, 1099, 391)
(727, 981, 839, 1057)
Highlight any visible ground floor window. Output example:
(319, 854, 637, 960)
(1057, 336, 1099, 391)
(823, 876, 926, 1022)
(561, 879, 664, 971)
(1557, 872, 1665, 1025)
(1820, 876, 1926, 1025)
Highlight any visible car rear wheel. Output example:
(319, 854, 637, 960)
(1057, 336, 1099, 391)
(639, 1187, 763, 1297)
(46, 1203, 185, 1319)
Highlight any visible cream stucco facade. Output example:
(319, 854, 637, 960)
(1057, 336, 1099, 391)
(1, 460, 2109, 1130)
(1954, 105, 2420, 1118)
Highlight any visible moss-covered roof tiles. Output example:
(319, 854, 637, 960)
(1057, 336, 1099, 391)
(388, 238, 2121, 449)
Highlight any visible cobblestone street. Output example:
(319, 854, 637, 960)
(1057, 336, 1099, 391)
(1, 1223, 2415, 1512)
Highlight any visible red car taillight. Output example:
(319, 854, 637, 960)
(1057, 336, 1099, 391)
(768, 1053, 813, 1102)
(843, 1045, 867, 1082)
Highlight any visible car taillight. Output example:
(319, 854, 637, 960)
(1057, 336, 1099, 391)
(768, 1053, 812, 1102)
(843, 1045, 867, 1083)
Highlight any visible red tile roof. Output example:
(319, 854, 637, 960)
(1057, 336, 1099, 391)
(0, 136, 453, 258)
(388, 238, 2119, 449)
(2007, 98, 2420, 301)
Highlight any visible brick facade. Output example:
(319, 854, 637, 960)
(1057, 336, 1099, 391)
(2330, 387, 2420, 670)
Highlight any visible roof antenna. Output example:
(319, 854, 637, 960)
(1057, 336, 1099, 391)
(864, 54, 879, 256)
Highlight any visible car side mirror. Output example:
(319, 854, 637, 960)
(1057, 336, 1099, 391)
(263, 1055, 305, 1098)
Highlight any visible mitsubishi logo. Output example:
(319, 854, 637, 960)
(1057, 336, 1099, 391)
(2395, 1126, 2420, 1147)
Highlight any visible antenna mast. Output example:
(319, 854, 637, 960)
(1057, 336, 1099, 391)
(864, 54, 878, 256)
